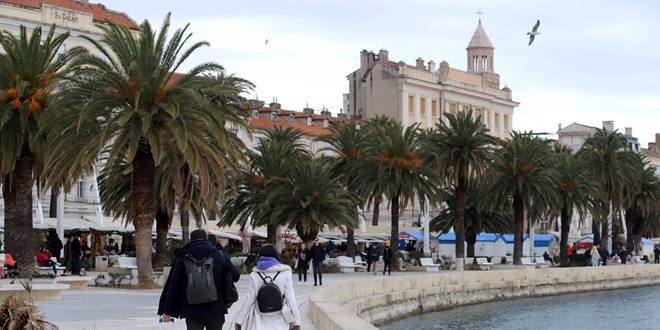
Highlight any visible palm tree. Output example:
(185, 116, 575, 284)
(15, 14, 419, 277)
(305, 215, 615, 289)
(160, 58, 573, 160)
(622, 154, 660, 254)
(316, 121, 365, 258)
(579, 128, 638, 251)
(43, 14, 229, 285)
(0, 25, 78, 269)
(548, 146, 604, 266)
(347, 116, 442, 269)
(419, 110, 496, 264)
(486, 131, 559, 265)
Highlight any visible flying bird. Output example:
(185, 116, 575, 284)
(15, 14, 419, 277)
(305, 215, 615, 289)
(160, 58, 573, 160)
(527, 20, 541, 45)
(265, 39, 269, 45)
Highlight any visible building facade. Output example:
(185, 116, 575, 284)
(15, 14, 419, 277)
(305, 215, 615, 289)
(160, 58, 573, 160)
(557, 120, 641, 153)
(345, 19, 519, 138)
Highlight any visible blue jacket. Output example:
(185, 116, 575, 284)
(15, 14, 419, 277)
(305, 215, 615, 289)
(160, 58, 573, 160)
(158, 239, 240, 319)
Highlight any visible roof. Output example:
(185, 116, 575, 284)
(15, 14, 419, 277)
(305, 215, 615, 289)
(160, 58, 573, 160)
(534, 234, 558, 242)
(467, 20, 494, 49)
(0, 0, 138, 29)
(476, 233, 501, 242)
(438, 232, 457, 244)
(399, 231, 438, 241)
(501, 234, 529, 243)
(249, 105, 358, 137)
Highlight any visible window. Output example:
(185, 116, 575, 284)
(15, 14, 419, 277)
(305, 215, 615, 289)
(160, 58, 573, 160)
(494, 113, 499, 129)
(310, 142, 315, 154)
(449, 103, 457, 114)
(289, 114, 295, 123)
(420, 98, 426, 116)
(462, 105, 469, 113)
(503, 115, 509, 130)
(322, 119, 329, 128)
(306, 117, 312, 126)
(58, 43, 66, 61)
(408, 96, 414, 113)
(431, 100, 438, 117)
(252, 109, 259, 118)
(77, 179, 84, 199)
(270, 112, 277, 121)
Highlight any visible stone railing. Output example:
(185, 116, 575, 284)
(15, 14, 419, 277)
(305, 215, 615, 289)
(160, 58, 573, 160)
(308, 265, 660, 329)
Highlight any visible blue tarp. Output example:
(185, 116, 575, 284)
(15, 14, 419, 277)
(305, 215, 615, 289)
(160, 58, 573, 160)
(476, 233, 501, 242)
(438, 232, 456, 244)
(534, 234, 558, 247)
(501, 234, 529, 243)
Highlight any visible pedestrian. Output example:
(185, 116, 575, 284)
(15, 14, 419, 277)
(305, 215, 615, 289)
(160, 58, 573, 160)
(309, 238, 325, 286)
(159, 229, 240, 330)
(233, 244, 302, 330)
(382, 245, 393, 275)
(368, 243, 381, 275)
(590, 244, 600, 267)
(70, 234, 82, 275)
(542, 251, 554, 265)
(295, 243, 309, 284)
(619, 247, 628, 265)
(598, 244, 610, 266)
(46, 228, 63, 263)
(36, 246, 60, 276)
(584, 246, 592, 266)
(654, 245, 660, 264)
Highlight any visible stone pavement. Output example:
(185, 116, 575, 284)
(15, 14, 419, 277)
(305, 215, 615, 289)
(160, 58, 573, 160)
(35, 270, 415, 330)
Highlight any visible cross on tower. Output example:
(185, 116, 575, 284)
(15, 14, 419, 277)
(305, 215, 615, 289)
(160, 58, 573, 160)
(477, 9, 483, 21)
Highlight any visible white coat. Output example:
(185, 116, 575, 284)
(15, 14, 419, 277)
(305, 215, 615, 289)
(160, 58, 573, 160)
(234, 263, 301, 329)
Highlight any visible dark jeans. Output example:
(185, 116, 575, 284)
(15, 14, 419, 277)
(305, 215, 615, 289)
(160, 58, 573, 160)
(383, 261, 391, 274)
(312, 260, 323, 284)
(298, 266, 307, 282)
(367, 261, 372, 272)
(185, 314, 225, 330)
(41, 259, 58, 274)
(72, 255, 81, 275)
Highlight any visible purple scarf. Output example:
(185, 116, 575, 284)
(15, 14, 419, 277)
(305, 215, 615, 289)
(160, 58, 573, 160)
(255, 256, 280, 270)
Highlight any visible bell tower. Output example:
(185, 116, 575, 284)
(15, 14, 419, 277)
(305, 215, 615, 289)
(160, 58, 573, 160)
(467, 19, 499, 88)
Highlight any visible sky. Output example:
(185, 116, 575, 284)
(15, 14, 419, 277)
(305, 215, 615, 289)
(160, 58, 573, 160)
(105, 0, 660, 146)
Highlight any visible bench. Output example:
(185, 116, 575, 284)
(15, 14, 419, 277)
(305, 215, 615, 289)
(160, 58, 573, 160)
(34, 257, 65, 276)
(0, 284, 69, 301)
(475, 257, 494, 270)
(337, 256, 360, 273)
(54, 276, 94, 289)
(419, 258, 439, 272)
(535, 256, 551, 268)
(108, 257, 138, 276)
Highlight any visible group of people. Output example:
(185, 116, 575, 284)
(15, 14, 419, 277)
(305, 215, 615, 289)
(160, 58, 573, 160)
(33, 229, 84, 276)
(292, 238, 326, 286)
(158, 229, 302, 330)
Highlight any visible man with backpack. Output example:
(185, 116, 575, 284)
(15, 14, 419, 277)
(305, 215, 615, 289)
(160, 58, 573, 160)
(159, 229, 240, 330)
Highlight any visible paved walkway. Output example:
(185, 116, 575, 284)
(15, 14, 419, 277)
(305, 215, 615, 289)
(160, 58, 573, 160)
(35, 270, 416, 329)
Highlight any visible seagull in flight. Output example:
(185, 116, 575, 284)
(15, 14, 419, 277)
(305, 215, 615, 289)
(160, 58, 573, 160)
(265, 39, 269, 45)
(527, 20, 541, 45)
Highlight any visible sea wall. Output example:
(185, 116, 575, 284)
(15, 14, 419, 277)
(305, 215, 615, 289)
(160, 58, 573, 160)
(308, 265, 660, 329)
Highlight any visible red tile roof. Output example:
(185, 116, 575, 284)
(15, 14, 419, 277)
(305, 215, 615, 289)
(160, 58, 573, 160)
(0, 0, 138, 29)
(249, 106, 357, 137)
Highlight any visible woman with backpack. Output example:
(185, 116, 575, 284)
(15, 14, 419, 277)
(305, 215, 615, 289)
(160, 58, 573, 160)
(234, 244, 301, 330)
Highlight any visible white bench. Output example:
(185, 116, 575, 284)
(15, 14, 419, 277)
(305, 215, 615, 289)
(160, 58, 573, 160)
(108, 257, 138, 276)
(475, 257, 494, 270)
(34, 257, 65, 276)
(54, 276, 94, 289)
(419, 258, 439, 272)
(0, 284, 69, 301)
(337, 256, 359, 273)
(535, 256, 551, 267)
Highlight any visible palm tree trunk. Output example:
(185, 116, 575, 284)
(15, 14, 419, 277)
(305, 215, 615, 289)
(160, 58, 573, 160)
(512, 194, 524, 265)
(592, 217, 601, 246)
(154, 207, 170, 266)
(49, 187, 58, 218)
(266, 224, 277, 244)
(465, 227, 476, 258)
(559, 206, 570, 266)
(624, 208, 636, 254)
(131, 147, 156, 285)
(611, 208, 623, 252)
(371, 199, 380, 226)
(180, 165, 192, 244)
(2, 140, 34, 273)
(346, 228, 355, 258)
(390, 193, 400, 269)
(454, 179, 466, 259)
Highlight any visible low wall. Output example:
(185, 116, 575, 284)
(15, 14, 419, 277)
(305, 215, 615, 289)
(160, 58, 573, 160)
(308, 265, 660, 329)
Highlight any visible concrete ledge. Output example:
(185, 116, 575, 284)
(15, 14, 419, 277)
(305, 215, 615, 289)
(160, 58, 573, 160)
(54, 276, 94, 289)
(308, 265, 660, 329)
(0, 284, 70, 301)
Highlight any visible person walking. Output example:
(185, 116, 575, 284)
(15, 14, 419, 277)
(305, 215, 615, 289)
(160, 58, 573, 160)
(70, 234, 82, 275)
(295, 243, 309, 284)
(590, 245, 600, 267)
(309, 238, 325, 286)
(159, 229, 240, 330)
(46, 229, 63, 263)
(368, 243, 381, 275)
(382, 245, 393, 275)
(584, 246, 592, 266)
(233, 244, 301, 330)
(598, 245, 610, 266)
(618, 247, 628, 265)
(654, 245, 660, 264)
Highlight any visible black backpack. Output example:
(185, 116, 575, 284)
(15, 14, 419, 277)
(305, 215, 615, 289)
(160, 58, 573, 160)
(183, 253, 217, 305)
(256, 272, 284, 313)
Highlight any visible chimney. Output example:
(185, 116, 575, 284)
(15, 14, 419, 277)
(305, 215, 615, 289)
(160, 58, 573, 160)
(378, 49, 389, 63)
(427, 60, 436, 72)
(269, 102, 281, 109)
(656, 133, 660, 154)
(602, 121, 614, 132)
(625, 127, 632, 136)
(80, 0, 89, 7)
(249, 99, 260, 108)
(303, 107, 314, 115)
(320, 109, 331, 117)
(416, 57, 424, 70)
(361, 50, 376, 70)
(558, 123, 562, 131)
